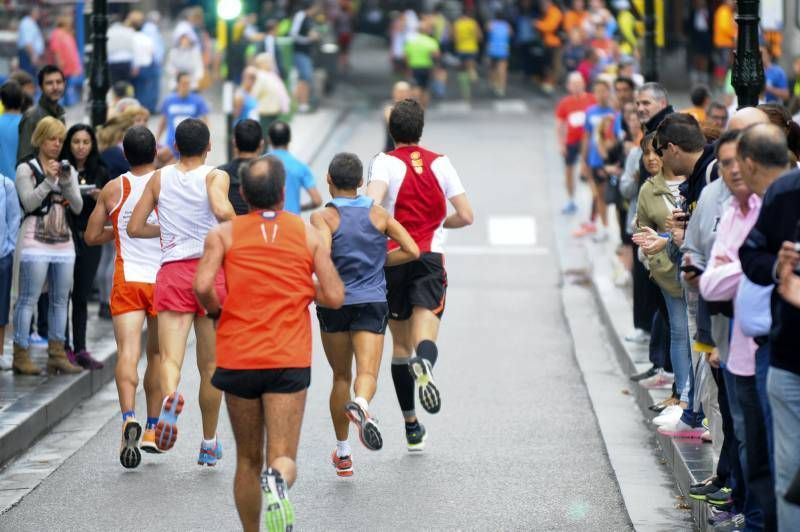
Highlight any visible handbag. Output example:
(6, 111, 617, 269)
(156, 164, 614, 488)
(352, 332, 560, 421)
(25, 160, 71, 244)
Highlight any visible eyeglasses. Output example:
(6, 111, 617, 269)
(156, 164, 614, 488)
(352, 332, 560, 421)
(653, 137, 666, 157)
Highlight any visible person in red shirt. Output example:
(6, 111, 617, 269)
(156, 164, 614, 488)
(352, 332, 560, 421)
(555, 71, 596, 214)
(195, 155, 344, 531)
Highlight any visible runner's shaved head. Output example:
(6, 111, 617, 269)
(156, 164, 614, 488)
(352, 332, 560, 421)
(240, 155, 286, 209)
(728, 107, 769, 130)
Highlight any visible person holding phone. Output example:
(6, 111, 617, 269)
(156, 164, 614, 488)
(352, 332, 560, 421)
(60, 124, 109, 370)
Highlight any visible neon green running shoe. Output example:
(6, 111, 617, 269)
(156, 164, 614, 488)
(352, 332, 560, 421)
(261, 468, 294, 532)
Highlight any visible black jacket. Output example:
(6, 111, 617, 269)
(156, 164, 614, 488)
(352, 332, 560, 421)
(679, 144, 718, 214)
(740, 169, 800, 375)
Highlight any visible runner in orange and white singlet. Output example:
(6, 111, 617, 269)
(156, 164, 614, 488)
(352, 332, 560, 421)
(85, 126, 163, 469)
(127, 118, 235, 462)
(195, 155, 344, 531)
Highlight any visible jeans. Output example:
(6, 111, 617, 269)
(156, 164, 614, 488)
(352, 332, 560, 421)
(725, 367, 764, 529)
(660, 288, 692, 400)
(713, 366, 745, 510)
(13, 259, 74, 349)
(132, 62, 160, 114)
(755, 344, 773, 465)
(767, 366, 800, 531)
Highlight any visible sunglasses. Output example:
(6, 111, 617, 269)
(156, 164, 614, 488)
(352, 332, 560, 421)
(653, 137, 668, 157)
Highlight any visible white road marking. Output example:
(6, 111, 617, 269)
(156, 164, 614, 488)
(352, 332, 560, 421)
(446, 245, 549, 256)
(493, 100, 528, 114)
(436, 101, 472, 114)
(488, 216, 538, 246)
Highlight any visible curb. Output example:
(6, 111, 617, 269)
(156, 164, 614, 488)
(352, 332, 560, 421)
(589, 270, 716, 530)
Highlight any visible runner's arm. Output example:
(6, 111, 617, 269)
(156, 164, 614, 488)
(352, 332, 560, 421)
(301, 187, 323, 211)
(156, 115, 167, 144)
(84, 181, 115, 246)
(309, 210, 333, 248)
(207, 169, 235, 222)
(366, 180, 388, 204)
(443, 193, 474, 229)
(382, 209, 420, 267)
(127, 172, 161, 239)
(194, 225, 227, 316)
(307, 224, 345, 309)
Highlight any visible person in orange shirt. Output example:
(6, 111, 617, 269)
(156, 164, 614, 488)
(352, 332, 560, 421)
(563, 0, 589, 35)
(195, 155, 344, 532)
(712, 0, 737, 87)
(534, 0, 564, 93)
(682, 85, 711, 125)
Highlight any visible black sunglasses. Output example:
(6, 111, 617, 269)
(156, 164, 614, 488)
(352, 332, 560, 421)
(653, 137, 667, 157)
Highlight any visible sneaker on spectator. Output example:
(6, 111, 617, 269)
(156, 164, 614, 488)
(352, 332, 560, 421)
(0, 354, 11, 371)
(652, 405, 683, 425)
(630, 365, 658, 382)
(29, 333, 47, 347)
(657, 419, 706, 438)
(707, 486, 734, 507)
(648, 396, 680, 412)
(572, 222, 597, 238)
(592, 228, 609, 243)
(707, 507, 741, 527)
(689, 480, 722, 501)
(561, 200, 577, 215)
(624, 329, 651, 344)
(640, 369, 674, 389)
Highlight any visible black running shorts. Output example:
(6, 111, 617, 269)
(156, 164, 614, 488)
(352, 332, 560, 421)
(317, 302, 389, 334)
(384, 252, 447, 321)
(212, 367, 311, 399)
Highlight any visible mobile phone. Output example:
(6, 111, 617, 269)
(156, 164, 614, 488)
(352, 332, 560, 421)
(59, 160, 71, 177)
(680, 264, 704, 276)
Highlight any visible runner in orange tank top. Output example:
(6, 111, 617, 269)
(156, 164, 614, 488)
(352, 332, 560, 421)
(195, 155, 344, 532)
(85, 126, 163, 468)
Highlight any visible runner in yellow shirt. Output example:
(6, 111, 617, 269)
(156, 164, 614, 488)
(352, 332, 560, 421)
(452, 10, 482, 101)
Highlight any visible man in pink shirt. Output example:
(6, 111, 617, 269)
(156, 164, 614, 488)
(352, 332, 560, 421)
(700, 129, 777, 530)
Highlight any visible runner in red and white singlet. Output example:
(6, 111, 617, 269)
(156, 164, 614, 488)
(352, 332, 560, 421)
(85, 126, 164, 468)
(127, 118, 235, 461)
(367, 98, 473, 451)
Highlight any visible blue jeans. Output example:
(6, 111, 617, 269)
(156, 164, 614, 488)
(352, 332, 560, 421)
(12, 259, 74, 348)
(660, 288, 692, 400)
(755, 344, 773, 465)
(132, 63, 160, 114)
(767, 366, 800, 531)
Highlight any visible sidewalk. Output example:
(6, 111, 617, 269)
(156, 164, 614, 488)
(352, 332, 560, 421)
(0, 104, 346, 470)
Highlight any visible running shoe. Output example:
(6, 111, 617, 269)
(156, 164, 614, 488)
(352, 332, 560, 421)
(344, 401, 383, 451)
(561, 201, 578, 215)
(140, 428, 162, 454)
(652, 405, 683, 425)
(630, 365, 658, 382)
(707, 508, 744, 528)
(261, 467, 295, 532)
(405, 423, 427, 452)
(639, 369, 675, 389)
(572, 222, 597, 238)
(0, 355, 12, 371)
(198, 438, 223, 466)
(330, 451, 353, 477)
(408, 356, 440, 414)
(119, 418, 143, 469)
(707, 487, 734, 507)
(624, 329, 651, 345)
(155, 392, 184, 451)
(592, 229, 609, 243)
(657, 419, 706, 439)
(648, 396, 680, 412)
(689, 480, 722, 501)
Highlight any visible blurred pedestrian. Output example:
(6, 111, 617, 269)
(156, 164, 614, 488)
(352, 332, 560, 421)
(0, 81, 23, 179)
(9, 71, 36, 113)
(486, 13, 512, 97)
(267, 121, 322, 214)
(60, 124, 109, 369)
(563, 0, 589, 36)
(14, 117, 84, 375)
(555, 72, 595, 214)
(251, 53, 291, 138)
(712, 0, 736, 89)
(334, 0, 355, 74)
(0, 170, 21, 370)
(127, 11, 159, 114)
(156, 72, 210, 157)
(166, 34, 205, 92)
(453, 8, 482, 101)
(562, 28, 588, 77)
(218, 119, 264, 215)
(48, 14, 82, 106)
(404, 18, 440, 107)
(762, 47, 789, 105)
(234, 67, 259, 125)
(291, 1, 322, 113)
(683, 85, 712, 124)
(688, 0, 712, 86)
(706, 101, 729, 130)
(107, 15, 136, 85)
(384, 81, 411, 152)
(16, 7, 44, 77)
(18, 65, 65, 163)
(534, 0, 563, 94)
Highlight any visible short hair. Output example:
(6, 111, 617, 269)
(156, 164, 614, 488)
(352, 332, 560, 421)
(123, 126, 157, 166)
(176, 71, 191, 85)
(592, 79, 610, 91)
(614, 77, 635, 91)
(707, 101, 728, 117)
(234, 119, 263, 153)
(655, 113, 705, 153)
(638, 82, 669, 104)
(715, 128, 740, 158)
(268, 120, 291, 147)
(690, 85, 711, 106)
(328, 152, 362, 190)
(240, 155, 286, 209)
(31, 116, 67, 148)
(9, 70, 34, 88)
(175, 118, 210, 157)
(737, 123, 790, 169)
(389, 99, 424, 144)
(37, 65, 64, 88)
(0, 80, 23, 110)
(112, 80, 133, 99)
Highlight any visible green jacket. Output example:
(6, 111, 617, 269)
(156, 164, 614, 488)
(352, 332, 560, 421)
(17, 98, 65, 164)
(636, 172, 684, 296)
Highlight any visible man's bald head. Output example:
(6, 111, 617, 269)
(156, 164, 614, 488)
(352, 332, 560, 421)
(728, 107, 770, 130)
(737, 123, 790, 196)
(567, 71, 586, 95)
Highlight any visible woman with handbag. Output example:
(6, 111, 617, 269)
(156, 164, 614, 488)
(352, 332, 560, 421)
(60, 124, 108, 369)
(12, 117, 83, 375)
(633, 133, 693, 419)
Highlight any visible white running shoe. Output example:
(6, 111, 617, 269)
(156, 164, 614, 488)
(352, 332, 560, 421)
(653, 405, 683, 426)
(657, 419, 706, 438)
(624, 329, 651, 344)
(0, 354, 11, 371)
(640, 369, 675, 389)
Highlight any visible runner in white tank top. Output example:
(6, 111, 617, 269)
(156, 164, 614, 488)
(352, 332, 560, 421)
(84, 126, 167, 467)
(126, 118, 235, 459)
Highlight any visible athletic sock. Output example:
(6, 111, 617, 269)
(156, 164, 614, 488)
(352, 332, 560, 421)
(353, 396, 369, 412)
(405, 420, 420, 432)
(146, 417, 159, 430)
(122, 410, 135, 422)
(416, 340, 438, 367)
(202, 437, 217, 448)
(391, 358, 416, 417)
(336, 440, 351, 458)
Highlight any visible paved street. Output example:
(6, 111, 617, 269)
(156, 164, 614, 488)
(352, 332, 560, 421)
(0, 39, 684, 531)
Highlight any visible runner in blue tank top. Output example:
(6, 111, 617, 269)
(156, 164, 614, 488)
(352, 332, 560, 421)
(311, 152, 419, 477)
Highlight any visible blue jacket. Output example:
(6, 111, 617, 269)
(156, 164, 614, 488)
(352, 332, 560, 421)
(1, 175, 21, 258)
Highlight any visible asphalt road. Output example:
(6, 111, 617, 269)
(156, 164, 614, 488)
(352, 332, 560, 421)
(0, 41, 636, 531)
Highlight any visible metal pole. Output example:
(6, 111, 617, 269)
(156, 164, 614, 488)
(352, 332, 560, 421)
(643, 0, 657, 82)
(731, 0, 764, 108)
(88, 0, 109, 127)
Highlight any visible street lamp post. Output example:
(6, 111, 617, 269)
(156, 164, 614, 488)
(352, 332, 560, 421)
(731, 0, 764, 108)
(218, 0, 242, 161)
(88, 0, 109, 128)
(643, 0, 657, 82)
